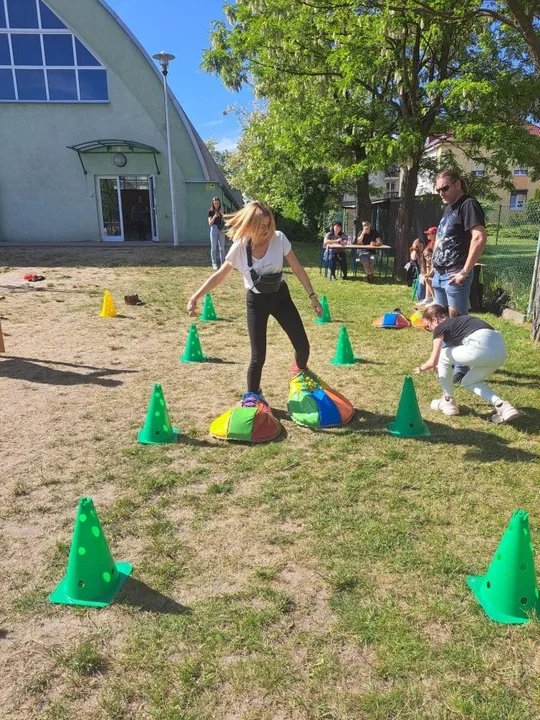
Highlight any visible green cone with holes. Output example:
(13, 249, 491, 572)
(49, 497, 132, 607)
(387, 375, 430, 437)
(467, 510, 540, 624)
(180, 323, 207, 362)
(138, 383, 179, 444)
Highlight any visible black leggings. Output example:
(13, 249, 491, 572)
(246, 282, 310, 392)
(331, 250, 347, 278)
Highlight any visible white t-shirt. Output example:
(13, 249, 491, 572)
(225, 231, 292, 292)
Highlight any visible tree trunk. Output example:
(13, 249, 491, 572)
(355, 174, 371, 237)
(532, 274, 540, 343)
(353, 146, 371, 238)
(395, 157, 421, 277)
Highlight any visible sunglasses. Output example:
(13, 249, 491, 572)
(436, 180, 457, 193)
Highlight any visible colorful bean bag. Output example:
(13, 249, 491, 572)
(288, 368, 354, 429)
(210, 393, 282, 443)
(372, 309, 411, 328)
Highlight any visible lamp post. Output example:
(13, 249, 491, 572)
(153, 51, 179, 246)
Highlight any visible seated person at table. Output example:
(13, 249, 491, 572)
(356, 220, 382, 283)
(323, 221, 348, 280)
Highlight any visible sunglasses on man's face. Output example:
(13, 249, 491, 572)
(436, 180, 457, 193)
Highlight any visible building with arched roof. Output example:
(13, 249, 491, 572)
(0, 0, 241, 243)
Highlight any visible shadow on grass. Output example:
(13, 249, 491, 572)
(493, 369, 540, 388)
(350, 408, 538, 463)
(204, 357, 237, 365)
(175, 433, 217, 448)
(0, 356, 137, 387)
(118, 576, 192, 615)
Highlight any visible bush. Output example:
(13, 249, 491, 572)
(274, 213, 315, 243)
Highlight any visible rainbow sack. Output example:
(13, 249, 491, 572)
(288, 369, 354, 429)
(210, 395, 282, 443)
(372, 309, 411, 329)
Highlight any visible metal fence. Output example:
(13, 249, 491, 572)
(483, 202, 540, 314)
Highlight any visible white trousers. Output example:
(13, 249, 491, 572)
(438, 329, 507, 404)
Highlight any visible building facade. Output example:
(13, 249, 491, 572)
(0, 0, 240, 244)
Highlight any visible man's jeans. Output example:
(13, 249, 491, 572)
(432, 269, 473, 376)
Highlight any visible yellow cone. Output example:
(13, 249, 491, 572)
(99, 290, 117, 318)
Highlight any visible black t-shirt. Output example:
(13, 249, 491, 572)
(325, 231, 347, 251)
(209, 209, 224, 228)
(432, 194, 485, 270)
(433, 315, 494, 347)
(357, 228, 380, 245)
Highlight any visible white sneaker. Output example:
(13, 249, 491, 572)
(430, 395, 460, 416)
(212, 264, 218, 270)
(491, 401, 520, 425)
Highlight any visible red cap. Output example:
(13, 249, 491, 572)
(424, 226, 438, 235)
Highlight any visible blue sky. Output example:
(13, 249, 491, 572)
(106, 0, 253, 151)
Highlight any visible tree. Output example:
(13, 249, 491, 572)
(202, 1, 540, 271)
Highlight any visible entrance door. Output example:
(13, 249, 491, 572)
(97, 177, 124, 241)
(149, 175, 159, 242)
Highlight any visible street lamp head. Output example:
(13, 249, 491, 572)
(153, 51, 175, 75)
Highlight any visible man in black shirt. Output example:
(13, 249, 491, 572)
(356, 220, 382, 283)
(432, 171, 487, 381)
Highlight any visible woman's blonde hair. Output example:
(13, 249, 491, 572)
(225, 200, 276, 247)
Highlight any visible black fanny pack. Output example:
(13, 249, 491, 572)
(247, 240, 283, 294)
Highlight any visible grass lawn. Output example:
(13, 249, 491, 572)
(0, 243, 539, 720)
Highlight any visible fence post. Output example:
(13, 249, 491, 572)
(526, 231, 540, 323)
(495, 204, 502, 246)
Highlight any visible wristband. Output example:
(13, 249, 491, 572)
(460, 269, 470, 277)
(309, 292, 317, 298)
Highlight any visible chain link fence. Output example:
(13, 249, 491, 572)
(483, 202, 540, 314)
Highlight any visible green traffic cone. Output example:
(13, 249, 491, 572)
(388, 375, 430, 437)
(330, 325, 361, 366)
(138, 383, 179, 444)
(49, 497, 132, 607)
(200, 293, 218, 322)
(467, 510, 540, 624)
(180, 323, 207, 363)
(315, 295, 331, 324)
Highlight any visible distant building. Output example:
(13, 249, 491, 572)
(418, 125, 540, 210)
(0, 0, 241, 243)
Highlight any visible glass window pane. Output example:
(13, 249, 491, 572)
(78, 69, 107, 100)
(0, 2, 6, 29)
(75, 38, 100, 67)
(47, 68, 76, 100)
(39, 1, 66, 29)
(11, 34, 43, 66)
(15, 68, 46, 99)
(0, 34, 10, 65)
(0, 68, 15, 99)
(43, 34, 73, 66)
(7, 0, 39, 29)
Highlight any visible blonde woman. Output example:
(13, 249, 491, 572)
(188, 201, 323, 407)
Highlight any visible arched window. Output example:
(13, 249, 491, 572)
(0, 0, 108, 102)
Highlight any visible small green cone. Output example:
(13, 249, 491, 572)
(330, 325, 361, 366)
(180, 323, 207, 363)
(467, 510, 540, 624)
(138, 383, 179, 444)
(315, 295, 331, 324)
(200, 293, 218, 321)
(49, 497, 132, 607)
(388, 375, 430, 437)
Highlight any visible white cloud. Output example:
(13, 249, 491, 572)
(201, 119, 225, 127)
(215, 136, 239, 152)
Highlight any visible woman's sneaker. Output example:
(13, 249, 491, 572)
(242, 392, 265, 408)
(430, 395, 460, 416)
(491, 401, 520, 424)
